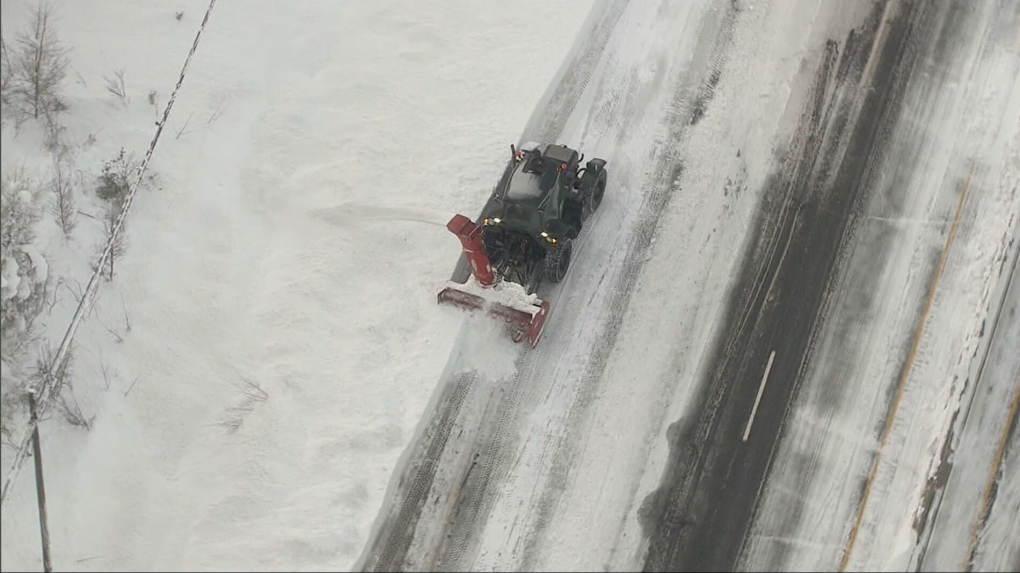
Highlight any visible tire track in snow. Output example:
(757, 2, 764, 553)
(432, 4, 739, 568)
(522, 0, 635, 146)
(356, 3, 630, 570)
(512, 7, 740, 570)
(358, 371, 474, 572)
(640, 1, 944, 569)
(740, 0, 1013, 569)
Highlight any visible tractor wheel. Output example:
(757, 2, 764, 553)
(583, 171, 607, 219)
(543, 238, 573, 284)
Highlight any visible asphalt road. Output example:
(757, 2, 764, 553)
(638, 1, 963, 570)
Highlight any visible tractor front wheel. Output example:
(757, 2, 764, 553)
(543, 238, 573, 284)
(583, 170, 607, 219)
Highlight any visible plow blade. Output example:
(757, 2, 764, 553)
(438, 282, 550, 347)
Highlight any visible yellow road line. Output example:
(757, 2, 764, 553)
(961, 371, 1020, 571)
(839, 163, 975, 572)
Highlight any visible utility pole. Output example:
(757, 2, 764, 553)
(28, 389, 52, 573)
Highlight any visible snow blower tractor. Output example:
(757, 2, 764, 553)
(438, 141, 608, 346)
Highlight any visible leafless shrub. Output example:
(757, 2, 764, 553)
(26, 340, 90, 429)
(89, 149, 155, 281)
(60, 277, 84, 307)
(41, 106, 68, 154)
(55, 392, 91, 429)
(207, 99, 225, 125)
(50, 159, 77, 239)
(96, 313, 122, 344)
(9, 2, 70, 120)
(33, 339, 74, 398)
(218, 379, 268, 434)
(174, 111, 194, 139)
(148, 90, 160, 120)
(0, 359, 31, 448)
(95, 297, 130, 342)
(122, 374, 139, 397)
(97, 349, 112, 389)
(46, 276, 64, 314)
(91, 212, 128, 281)
(103, 69, 127, 107)
(174, 11, 184, 21)
(120, 295, 131, 333)
(0, 35, 13, 115)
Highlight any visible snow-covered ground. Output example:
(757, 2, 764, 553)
(1, 1, 591, 570)
(2, 0, 1017, 572)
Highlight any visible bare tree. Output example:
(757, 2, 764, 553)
(17, 339, 90, 431)
(50, 159, 77, 239)
(91, 212, 128, 281)
(55, 392, 91, 430)
(103, 69, 127, 107)
(41, 106, 67, 154)
(11, 2, 70, 119)
(0, 34, 13, 112)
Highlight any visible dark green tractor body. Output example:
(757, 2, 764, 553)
(480, 142, 608, 293)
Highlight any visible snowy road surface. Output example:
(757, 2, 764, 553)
(358, 0, 1020, 571)
(741, 1, 1020, 571)
(915, 241, 1020, 572)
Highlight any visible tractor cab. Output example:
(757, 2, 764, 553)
(496, 143, 582, 236)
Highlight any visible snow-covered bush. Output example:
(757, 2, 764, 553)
(96, 147, 139, 207)
(94, 148, 146, 280)
(0, 169, 49, 359)
(0, 370, 30, 447)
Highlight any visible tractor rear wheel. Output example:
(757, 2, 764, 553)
(543, 238, 573, 284)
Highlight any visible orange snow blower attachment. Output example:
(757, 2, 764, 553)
(437, 214, 550, 346)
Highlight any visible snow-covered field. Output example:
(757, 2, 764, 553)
(2, 0, 1017, 572)
(1, 1, 590, 570)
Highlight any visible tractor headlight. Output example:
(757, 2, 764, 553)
(484, 217, 502, 226)
(540, 231, 548, 237)
(493, 217, 501, 224)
